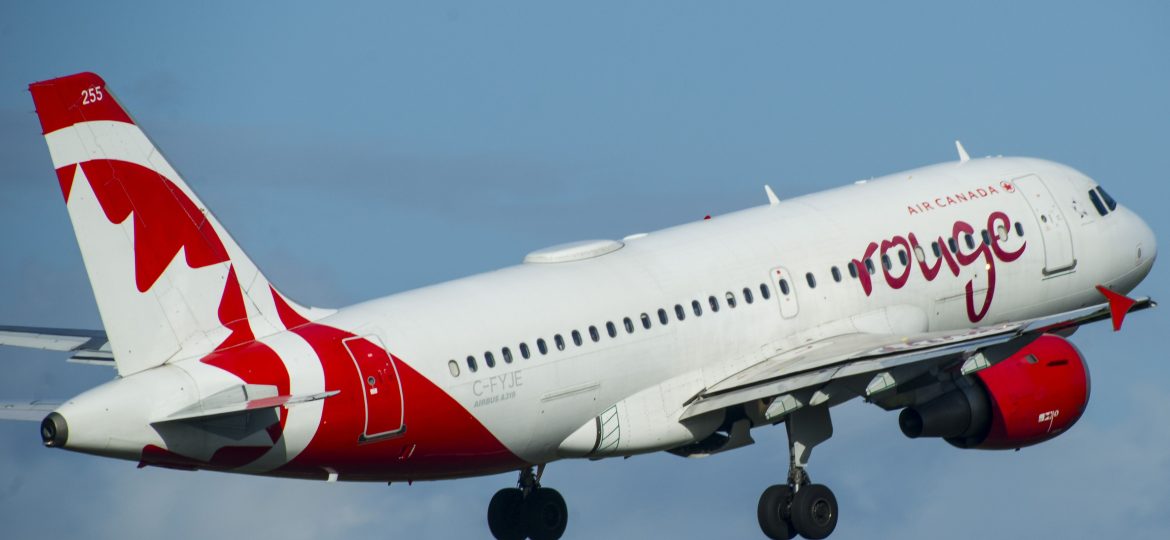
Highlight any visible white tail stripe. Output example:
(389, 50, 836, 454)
(229, 330, 327, 473)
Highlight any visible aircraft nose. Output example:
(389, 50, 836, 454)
(1136, 212, 1157, 269)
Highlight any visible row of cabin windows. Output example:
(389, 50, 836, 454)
(447, 282, 774, 377)
(774, 222, 1026, 294)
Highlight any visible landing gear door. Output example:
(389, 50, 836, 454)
(343, 334, 406, 442)
(1012, 175, 1076, 275)
(771, 267, 799, 319)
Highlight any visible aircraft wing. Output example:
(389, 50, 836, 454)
(0, 325, 114, 366)
(680, 295, 1155, 421)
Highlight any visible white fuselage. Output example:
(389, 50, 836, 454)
(308, 156, 1153, 465)
(53, 156, 1156, 480)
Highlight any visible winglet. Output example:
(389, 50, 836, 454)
(764, 185, 780, 205)
(955, 140, 970, 163)
(1096, 285, 1137, 331)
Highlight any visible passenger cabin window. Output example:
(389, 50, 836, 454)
(589, 326, 600, 342)
(624, 317, 635, 333)
(865, 259, 876, 275)
(484, 351, 496, 368)
(913, 245, 926, 263)
(674, 304, 685, 321)
(898, 250, 908, 266)
(779, 279, 790, 295)
(742, 288, 754, 304)
(709, 296, 721, 312)
(466, 355, 478, 373)
(1089, 189, 1108, 216)
(520, 342, 531, 359)
(981, 230, 991, 245)
(948, 238, 958, 253)
(658, 308, 669, 325)
(997, 225, 1008, 241)
(760, 283, 771, 299)
(571, 330, 583, 346)
(555, 334, 565, 351)
(931, 242, 940, 257)
(831, 266, 842, 282)
(692, 300, 703, 316)
(726, 292, 738, 308)
(641, 313, 652, 329)
(537, 339, 548, 355)
(448, 360, 460, 377)
(965, 234, 975, 250)
(881, 254, 892, 270)
(606, 321, 618, 338)
(502, 347, 513, 364)
(806, 272, 817, 288)
(848, 262, 858, 279)
(1015, 222, 1025, 237)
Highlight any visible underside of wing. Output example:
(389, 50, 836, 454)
(681, 296, 1155, 422)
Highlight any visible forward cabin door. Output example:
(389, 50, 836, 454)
(343, 335, 406, 442)
(1013, 175, 1076, 275)
(771, 267, 799, 319)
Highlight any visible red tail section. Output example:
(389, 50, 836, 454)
(29, 72, 134, 134)
(29, 72, 328, 375)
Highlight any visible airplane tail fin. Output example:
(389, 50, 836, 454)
(28, 72, 329, 376)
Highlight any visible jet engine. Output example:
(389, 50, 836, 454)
(899, 334, 1090, 450)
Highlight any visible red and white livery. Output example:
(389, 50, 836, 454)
(0, 72, 1157, 540)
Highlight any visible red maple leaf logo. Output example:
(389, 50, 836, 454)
(1000, 180, 1015, 193)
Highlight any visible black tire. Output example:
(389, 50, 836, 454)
(487, 488, 526, 540)
(757, 484, 796, 540)
(789, 484, 838, 540)
(525, 487, 569, 540)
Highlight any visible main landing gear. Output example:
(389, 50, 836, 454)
(757, 406, 840, 539)
(488, 465, 568, 540)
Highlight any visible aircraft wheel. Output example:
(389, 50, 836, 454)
(757, 484, 797, 539)
(525, 487, 568, 540)
(789, 483, 838, 540)
(487, 488, 526, 540)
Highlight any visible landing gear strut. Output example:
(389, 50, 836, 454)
(488, 465, 568, 540)
(758, 406, 839, 539)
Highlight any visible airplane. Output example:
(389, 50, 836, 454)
(0, 71, 1157, 540)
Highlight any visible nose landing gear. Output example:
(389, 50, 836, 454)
(488, 465, 568, 540)
(757, 405, 839, 539)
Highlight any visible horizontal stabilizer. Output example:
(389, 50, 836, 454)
(0, 325, 114, 366)
(0, 401, 61, 421)
(155, 384, 339, 424)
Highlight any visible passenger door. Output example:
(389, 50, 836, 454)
(1013, 175, 1076, 275)
(343, 334, 406, 442)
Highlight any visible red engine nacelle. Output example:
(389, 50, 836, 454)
(898, 334, 1090, 450)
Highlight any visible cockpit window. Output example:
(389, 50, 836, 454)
(1088, 189, 1108, 216)
(1098, 187, 1118, 211)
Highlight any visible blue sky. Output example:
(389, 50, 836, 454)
(1, 1, 1168, 538)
